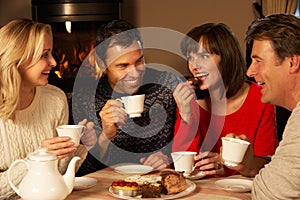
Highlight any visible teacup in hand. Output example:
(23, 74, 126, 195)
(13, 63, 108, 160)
(221, 137, 250, 167)
(171, 151, 197, 176)
(119, 94, 145, 118)
(56, 125, 86, 147)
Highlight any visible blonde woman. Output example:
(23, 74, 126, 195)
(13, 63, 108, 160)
(0, 19, 96, 199)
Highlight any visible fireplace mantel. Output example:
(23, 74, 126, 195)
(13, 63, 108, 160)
(32, 0, 122, 22)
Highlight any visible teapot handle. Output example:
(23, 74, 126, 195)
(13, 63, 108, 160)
(7, 159, 29, 196)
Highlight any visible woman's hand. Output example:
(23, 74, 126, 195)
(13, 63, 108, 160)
(225, 133, 249, 141)
(194, 151, 226, 176)
(173, 81, 195, 123)
(140, 151, 170, 170)
(41, 137, 76, 159)
(78, 119, 97, 149)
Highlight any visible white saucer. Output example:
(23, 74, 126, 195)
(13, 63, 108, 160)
(73, 177, 98, 191)
(114, 164, 153, 175)
(215, 179, 253, 193)
(184, 171, 206, 180)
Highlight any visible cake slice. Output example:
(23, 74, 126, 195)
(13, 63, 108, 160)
(141, 181, 163, 198)
(160, 170, 188, 195)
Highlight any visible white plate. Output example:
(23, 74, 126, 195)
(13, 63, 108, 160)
(108, 179, 196, 199)
(215, 179, 253, 193)
(184, 171, 206, 180)
(73, 177, 98, 191)
(114, 164, 153, 175)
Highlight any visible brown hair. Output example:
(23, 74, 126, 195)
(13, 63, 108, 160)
(94, 19, 143, 67)
(181, 23, 246, 98)
(246, 14, 300, 63)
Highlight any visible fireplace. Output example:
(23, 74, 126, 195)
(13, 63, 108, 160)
(32, 0, 122, 94)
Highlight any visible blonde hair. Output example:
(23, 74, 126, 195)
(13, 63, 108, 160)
(0, 18, 52, 120)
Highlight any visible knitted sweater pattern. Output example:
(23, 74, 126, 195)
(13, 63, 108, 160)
(72, 68, 180, 166)
(0, 85, 87, 199)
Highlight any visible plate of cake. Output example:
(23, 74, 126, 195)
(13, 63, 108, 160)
(108, 170, 196, 199)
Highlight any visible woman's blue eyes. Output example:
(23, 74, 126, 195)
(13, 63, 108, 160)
(201, 54, 210, 59)
(197, 52, 210, 59)
(187, 53, 210, 61)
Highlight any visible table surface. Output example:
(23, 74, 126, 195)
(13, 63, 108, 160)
(66, 167, 252, 200)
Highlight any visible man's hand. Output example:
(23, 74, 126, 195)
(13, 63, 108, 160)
(99, 100, 127, 140)
(79, 119, 97, 149)
(140, 151, 170, 170)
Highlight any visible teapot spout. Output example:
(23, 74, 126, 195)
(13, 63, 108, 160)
(63, 156, 80, 194)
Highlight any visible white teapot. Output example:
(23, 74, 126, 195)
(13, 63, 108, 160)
(8, 148, 80, 200)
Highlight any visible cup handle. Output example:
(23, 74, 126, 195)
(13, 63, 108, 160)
(115, 98, 127, 113)
(192, 165, 196, 171)
(80, 126, 86, 137)
(115, 98, 123, 103)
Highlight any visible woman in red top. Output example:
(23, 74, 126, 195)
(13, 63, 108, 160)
(173, 23, 278, 177)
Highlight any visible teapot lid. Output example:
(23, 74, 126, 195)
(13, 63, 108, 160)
(28, 148, 57, 161)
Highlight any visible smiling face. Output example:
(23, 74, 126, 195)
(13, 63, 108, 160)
(105, 40, 145, 94)
(21, 33, 56, 88)
(247, 40, 290, 106)
(187, 44, 221, 91)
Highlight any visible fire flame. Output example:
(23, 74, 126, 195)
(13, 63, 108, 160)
(54, 40, 102, 80)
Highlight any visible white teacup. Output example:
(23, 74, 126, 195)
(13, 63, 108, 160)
(221, 137, 250, 167)
(171, 151, 197, 176)
(119, 94, 145, 118)
(56, 125, 86, 147)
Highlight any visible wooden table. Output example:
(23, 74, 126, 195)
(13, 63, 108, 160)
(66, 167, 252, 200)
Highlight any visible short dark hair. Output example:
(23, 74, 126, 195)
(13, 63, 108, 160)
(246, 14, 300, 63)
(94, 19, 143, 66)
(181, 23, 246, 98)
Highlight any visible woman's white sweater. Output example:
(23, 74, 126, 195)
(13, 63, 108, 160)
(0, 85, 87, 199)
